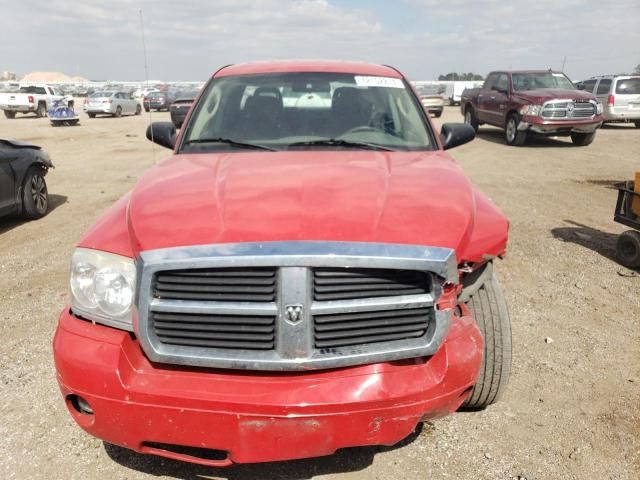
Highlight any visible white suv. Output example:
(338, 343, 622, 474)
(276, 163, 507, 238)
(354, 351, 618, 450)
(578, 75, 640, 127)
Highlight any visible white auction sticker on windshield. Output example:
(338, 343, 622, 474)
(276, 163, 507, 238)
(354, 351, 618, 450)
(354, 76, 404, 88)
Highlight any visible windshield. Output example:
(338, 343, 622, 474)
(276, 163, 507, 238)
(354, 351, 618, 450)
(512, 72, 575, 91)
(181, 72, 434, 152)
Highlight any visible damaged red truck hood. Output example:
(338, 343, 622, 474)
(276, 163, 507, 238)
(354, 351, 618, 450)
(82, 150, 508, 263)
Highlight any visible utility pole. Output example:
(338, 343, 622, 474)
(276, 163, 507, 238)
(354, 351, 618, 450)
(561, 56, 567, 72)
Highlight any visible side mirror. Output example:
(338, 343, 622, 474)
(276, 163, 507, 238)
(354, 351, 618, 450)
(440, 123, 475, 150)
(576, 84, 585, 90)
(146, 122, 176, 150)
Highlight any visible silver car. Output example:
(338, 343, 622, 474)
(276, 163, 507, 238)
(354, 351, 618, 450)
(84, 91, 141, 118)
(578, 75, 640, 127)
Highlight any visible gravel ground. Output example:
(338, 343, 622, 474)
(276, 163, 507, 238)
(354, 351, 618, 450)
(0, 106, 638, 480)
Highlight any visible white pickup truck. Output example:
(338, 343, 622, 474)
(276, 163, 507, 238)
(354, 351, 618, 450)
(0, 85, 67, 119)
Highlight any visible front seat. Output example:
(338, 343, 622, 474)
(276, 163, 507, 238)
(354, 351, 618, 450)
(241, 94, 283, 139)
(331, 87, 372, 135)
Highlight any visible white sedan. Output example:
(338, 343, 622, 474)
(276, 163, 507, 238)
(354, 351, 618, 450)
(84, 91, 141, 118)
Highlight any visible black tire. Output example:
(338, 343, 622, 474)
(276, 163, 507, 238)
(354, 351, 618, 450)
(21, 166, 49, 219)
(634, 121, 640, 129)
(135, 104, 141, 115)
(434, 111, 442, 118)
(570, 131, 595, 146)
(114, 106, 122, 118)
(464, 106, 478, 133)
(4, 110, 16, 119)
(505, 114, 527, 146)
(616, 230, 640, 269)
(144, 107, 149, 112)
(36, 103, 47, 118)
(461, 270, 512, 410)
(88, 113, 96, 118)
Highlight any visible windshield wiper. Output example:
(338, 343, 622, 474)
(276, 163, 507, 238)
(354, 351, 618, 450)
(287, 138, 393, 151)
(183, 138, 276, 151)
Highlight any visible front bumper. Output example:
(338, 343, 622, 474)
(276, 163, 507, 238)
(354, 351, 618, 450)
(53, 307, 482, 466)
(518, 115, 603, 135)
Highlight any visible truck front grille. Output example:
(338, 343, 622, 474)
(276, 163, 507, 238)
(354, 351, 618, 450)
(541, 100, 595, 119)
(137, 242, 457, 371)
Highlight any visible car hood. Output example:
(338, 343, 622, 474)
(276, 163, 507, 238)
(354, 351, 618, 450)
(126, 151, 478, 257)
(513, 88, 595, 103)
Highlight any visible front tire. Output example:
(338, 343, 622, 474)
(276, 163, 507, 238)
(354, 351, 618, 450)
(114, 106, 122, 118)
(461, 269, 512, 410)
(505, 114, 527, 146)
(570, 131, 595, 146)
(617, 230, 640, 269)
(634, 121, 640, 128)
(21, 166, 49, 220)
(87, 113, 96, 118)
(464, 106, 479, 133)
(135, 104, 141, 115)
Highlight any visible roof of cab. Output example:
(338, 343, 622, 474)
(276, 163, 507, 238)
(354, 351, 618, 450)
(214, 60, 403, 78)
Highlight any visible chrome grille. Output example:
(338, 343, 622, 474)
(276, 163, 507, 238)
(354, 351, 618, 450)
(542, 100, 595, 119)
(137, 242, 457, 371)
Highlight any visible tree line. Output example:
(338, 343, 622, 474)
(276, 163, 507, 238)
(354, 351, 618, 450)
(437, 72, 484, 81)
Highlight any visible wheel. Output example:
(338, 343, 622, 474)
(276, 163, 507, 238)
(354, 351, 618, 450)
(505, 114, 527, 146)
(464, 107, 478, 133)
(633, 121, 640, 129)
(433, 111, 442, 118)
(88, 113, 96, 118)
(135, 104, 141, 115)
(461, 269, 512, 410)
(21, 166, 49, 219)
(4, 110, 16, 119)
(114, 106, 122, 118)
(570, 131, 595, 146)
(144, 107, 149, 112)
(36, 103, 47, 118)
(617, 230, 640, 269)
(449, 98, 455, 106)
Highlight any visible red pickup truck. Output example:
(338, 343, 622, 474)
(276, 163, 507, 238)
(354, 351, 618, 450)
(461, 70, 603, 146)
(54, 60, 511, 466)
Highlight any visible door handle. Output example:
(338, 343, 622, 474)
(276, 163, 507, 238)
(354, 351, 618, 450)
(490, 96, 496, 100)
(478, 94, 484, 98)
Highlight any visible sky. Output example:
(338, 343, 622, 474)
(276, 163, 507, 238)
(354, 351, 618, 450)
(1, 0, 638, 83)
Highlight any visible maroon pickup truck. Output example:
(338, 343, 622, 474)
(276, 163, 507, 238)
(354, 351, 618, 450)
(461, 70, 603, 146)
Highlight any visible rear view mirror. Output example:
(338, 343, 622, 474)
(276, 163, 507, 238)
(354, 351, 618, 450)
(146, 122, 176, 150)
(440, 123, 475, 150)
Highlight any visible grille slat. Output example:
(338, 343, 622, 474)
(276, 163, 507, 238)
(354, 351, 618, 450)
(154, 267, 277, 302)
(542, 100, 595, 120)
(313, 306, 430, 349)
(315, 330, 426, 348)
(313, 268, 430, 301)
(151, 311, 275, 350)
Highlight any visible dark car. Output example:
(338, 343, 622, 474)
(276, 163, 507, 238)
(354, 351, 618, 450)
(0, 139, 53, 220)
(143, 91, 173, 112)
(169, 90, 198, 128)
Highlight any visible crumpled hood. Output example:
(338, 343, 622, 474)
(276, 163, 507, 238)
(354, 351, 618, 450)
(514, 88, 596, 103)
(127, 151, 477, 256)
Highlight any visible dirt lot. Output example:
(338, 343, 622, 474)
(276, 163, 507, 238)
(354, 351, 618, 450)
(1, 106, 638, 480)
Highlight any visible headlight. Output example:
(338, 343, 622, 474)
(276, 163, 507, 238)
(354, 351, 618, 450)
(519, 104, 542, 116)
(70, 248, 136, 330)
(596, 102, 603, 115)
